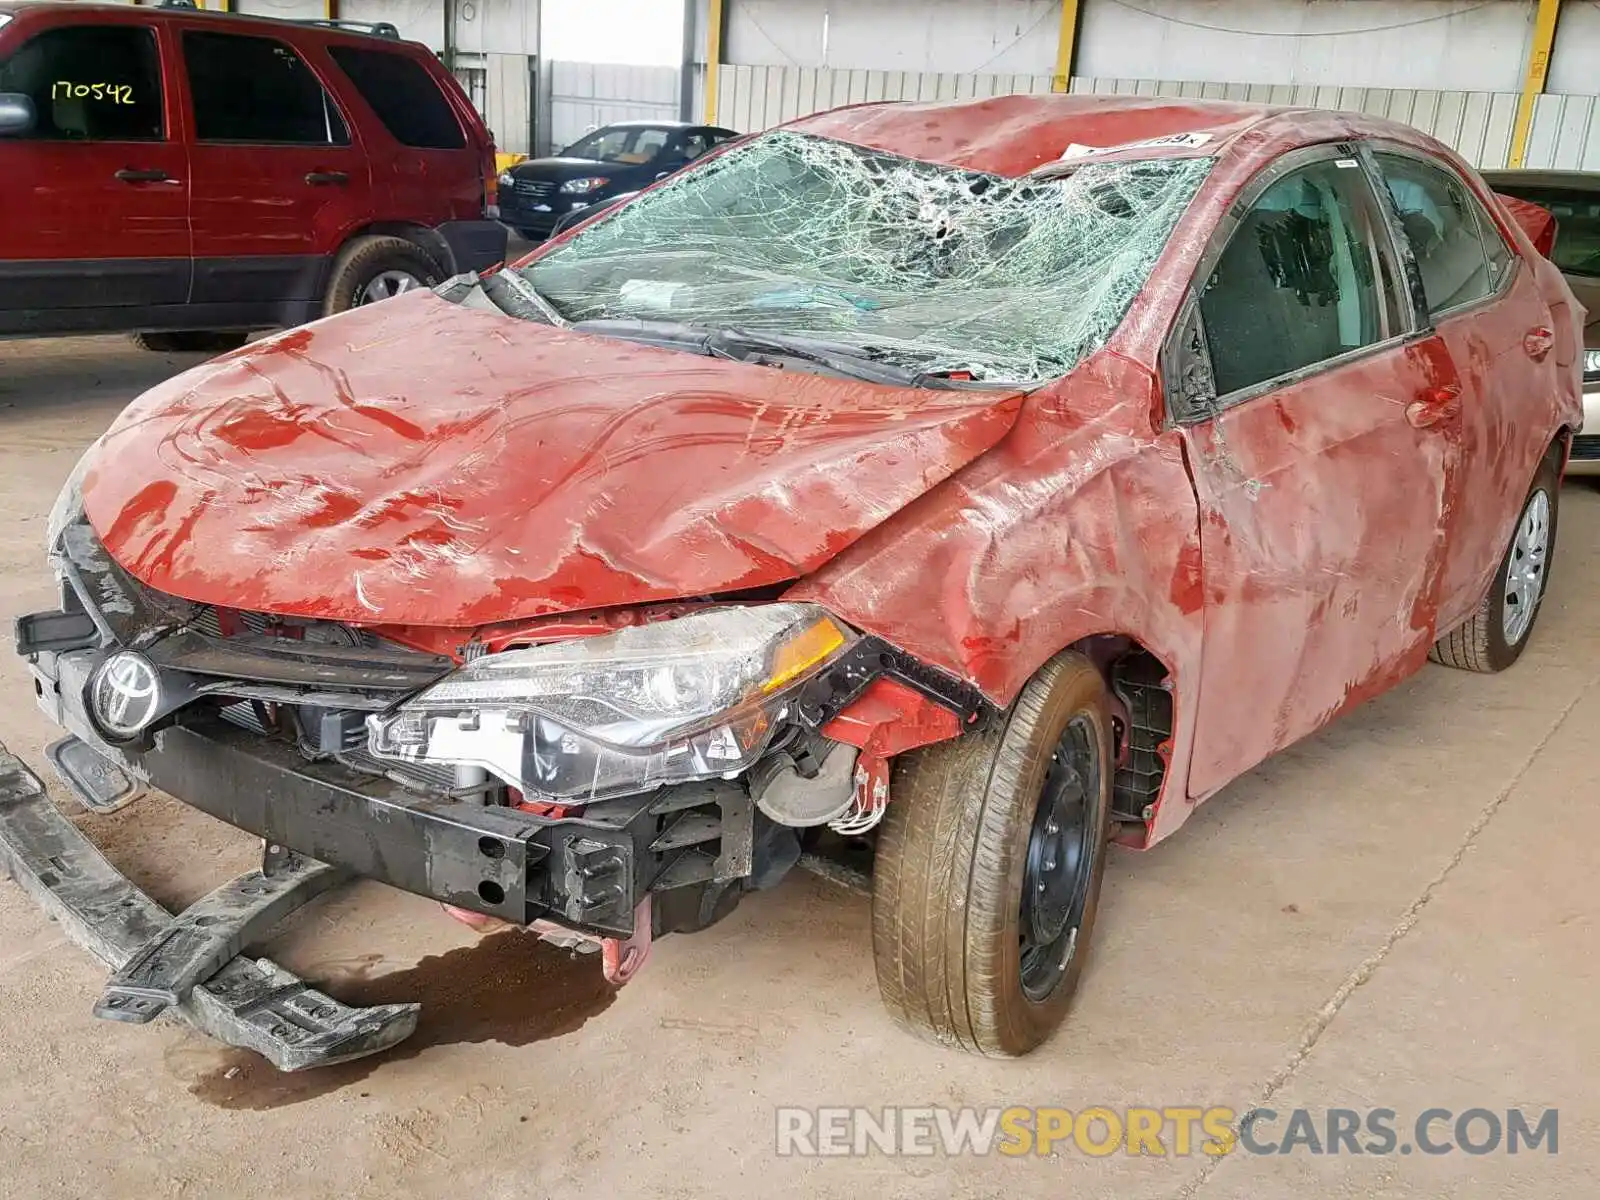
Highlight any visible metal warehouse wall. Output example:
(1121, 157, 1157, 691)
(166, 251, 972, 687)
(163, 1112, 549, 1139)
(140, 0, 1600, 170)
(720, 0, 1551, 93)
(543, 62, 681, 153)
(710, 63, 1600, 171)
(1075, 0, 1537, 92)
(724, 0, 1061, 74)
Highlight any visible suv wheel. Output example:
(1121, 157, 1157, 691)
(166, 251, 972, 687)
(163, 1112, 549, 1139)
(131, 331, 249, 355)
(323, 236, 444, 316)
(871, 651, 1113, 1056)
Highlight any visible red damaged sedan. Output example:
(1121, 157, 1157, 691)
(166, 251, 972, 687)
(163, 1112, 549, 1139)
(3, 95, 1583, 1066)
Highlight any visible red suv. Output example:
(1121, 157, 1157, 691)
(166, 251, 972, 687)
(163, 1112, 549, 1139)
(0, 2, 505, 351)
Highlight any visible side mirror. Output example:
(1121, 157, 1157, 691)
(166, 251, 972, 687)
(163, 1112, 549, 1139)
(0, 93, 36, 138)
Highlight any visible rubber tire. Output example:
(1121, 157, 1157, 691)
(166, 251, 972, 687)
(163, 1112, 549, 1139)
(321, 236, 443, 317)
(1430, 446, 1561, 673)
(131, 330, 249, 354)
(871, 651, 1113, 1057)
(514, 227, 542, 240)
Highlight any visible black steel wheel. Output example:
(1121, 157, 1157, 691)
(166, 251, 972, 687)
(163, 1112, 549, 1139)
(872, 651, 1113, 1057)
(1019, 714, 1098, 1002)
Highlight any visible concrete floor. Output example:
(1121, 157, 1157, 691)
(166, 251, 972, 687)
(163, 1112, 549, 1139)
(0, 334, 1596, 1199)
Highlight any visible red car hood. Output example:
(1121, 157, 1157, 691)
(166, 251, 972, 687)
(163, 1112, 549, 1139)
(82, 293, 1023, 627)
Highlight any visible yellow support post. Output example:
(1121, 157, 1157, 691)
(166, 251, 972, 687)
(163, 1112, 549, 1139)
(1508, 0, 1562, 168)
(325, 0, 340, 21)
(1053, 0, 1083, 94)
(705, 0, 726, 124)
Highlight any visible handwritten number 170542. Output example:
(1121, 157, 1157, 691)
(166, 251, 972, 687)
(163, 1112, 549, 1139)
(52, 82, 136, 105)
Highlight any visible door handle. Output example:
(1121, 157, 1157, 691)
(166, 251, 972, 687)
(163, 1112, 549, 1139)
(305, 170, 349, 186)
(1406, 382, 1462, 430)
(1523, 325, 1555, 361)
(114, 168, 172, 183)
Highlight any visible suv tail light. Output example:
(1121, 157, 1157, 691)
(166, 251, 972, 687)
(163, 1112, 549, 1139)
(482, 141, 499, 220)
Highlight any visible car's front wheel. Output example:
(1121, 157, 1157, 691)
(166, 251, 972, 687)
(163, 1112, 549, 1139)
(871, 651, 1112, 1057)
(1431, 445, 1561, 673)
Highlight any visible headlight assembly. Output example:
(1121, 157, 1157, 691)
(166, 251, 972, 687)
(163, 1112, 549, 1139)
(559, 176, 610, 195)
(367, 604, 854, 801)
(46, 442, 95, 553)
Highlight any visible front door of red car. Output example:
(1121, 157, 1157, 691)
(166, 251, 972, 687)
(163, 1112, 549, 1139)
(175, 26, 371, 313)
(1371, 149, 1567, 634)
(0, 14, 190, 331)
(1173, 148, 1466, 797)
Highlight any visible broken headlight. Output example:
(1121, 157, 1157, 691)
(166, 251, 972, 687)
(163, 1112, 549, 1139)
(366, 604, 854, 801)
(46, 442, 96, 554)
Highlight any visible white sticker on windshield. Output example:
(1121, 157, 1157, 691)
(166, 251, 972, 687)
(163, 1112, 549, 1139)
(619, 279, 688, 311)
(1058, 131, 1213, 161)
(1335, 158, 1360, 168)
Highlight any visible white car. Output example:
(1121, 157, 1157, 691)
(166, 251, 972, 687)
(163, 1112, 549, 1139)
(1481, 170, 1600, 476)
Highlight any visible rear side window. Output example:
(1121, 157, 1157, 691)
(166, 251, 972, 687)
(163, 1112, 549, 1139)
(1376, 154, 1507, 315)
(1199, 159, 1397, 397)
(327, 46, 464, 150)
(0, 24, 163, 141)
(184, 32, 346, 145)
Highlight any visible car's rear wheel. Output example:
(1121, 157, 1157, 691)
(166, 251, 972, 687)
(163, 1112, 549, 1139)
(871, 651, 1112, 1057)
(131, 331, 249, 355)
(1430, 446, 1561, 673)
(323, 236, 444, 317)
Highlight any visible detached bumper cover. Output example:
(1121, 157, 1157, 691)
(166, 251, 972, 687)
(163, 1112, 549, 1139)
(0, 744, 419, 1070)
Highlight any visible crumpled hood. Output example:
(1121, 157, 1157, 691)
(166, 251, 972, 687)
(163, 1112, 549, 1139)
(82, 292, 1023, 627)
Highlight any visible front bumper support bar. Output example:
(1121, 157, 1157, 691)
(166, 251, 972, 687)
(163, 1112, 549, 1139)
(0, 744, 419, 1071)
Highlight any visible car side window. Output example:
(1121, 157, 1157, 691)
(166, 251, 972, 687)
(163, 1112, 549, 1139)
(327, 45, 464, 150)
(0, 24, 164, 141)
(619, 128, 668, 163)
(1198, 158, 1395, 399)
(183, 31, 348, 146)
(572, 127, 628, 160)
(680, 131, 714, 160)
(1375, 153, 1506, 315)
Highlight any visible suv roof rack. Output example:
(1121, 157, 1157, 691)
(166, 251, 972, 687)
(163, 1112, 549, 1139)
(153, 2, 401, 38)
(290, 18, 402, 38)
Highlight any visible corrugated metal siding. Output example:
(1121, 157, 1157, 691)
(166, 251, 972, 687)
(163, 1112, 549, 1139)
(544, 61, 681, 155)
(703, 64, 1600, 172)
(1073, 75, 1524, 169)
(1527, 94, 1600, 171)
(716, 64, 1056, 134)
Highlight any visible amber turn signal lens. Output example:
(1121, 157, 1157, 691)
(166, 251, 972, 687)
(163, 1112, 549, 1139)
(761, 617, 847, 693)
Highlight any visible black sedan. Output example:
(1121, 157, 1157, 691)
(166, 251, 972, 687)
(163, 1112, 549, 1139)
(499, 121, 738, 240)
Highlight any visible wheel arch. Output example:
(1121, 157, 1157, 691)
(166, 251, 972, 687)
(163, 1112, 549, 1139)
(338, 222, 451, 276)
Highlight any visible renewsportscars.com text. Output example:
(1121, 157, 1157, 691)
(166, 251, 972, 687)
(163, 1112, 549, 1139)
(774, 1106, 1558, 1158)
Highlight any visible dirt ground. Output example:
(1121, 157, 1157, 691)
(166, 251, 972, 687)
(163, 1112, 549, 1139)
(1, 335, 1597, 1199)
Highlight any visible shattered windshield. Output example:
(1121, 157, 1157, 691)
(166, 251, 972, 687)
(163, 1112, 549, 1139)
(522, 130, 1213, 383)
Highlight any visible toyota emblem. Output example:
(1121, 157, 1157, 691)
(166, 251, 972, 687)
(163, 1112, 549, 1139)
(88, 651, 163, 739)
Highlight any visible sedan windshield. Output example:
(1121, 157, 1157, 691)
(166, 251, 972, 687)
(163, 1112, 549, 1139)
(522, 131, 1213, 383)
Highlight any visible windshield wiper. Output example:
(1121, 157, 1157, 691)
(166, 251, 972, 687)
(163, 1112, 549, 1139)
(707, 328, 924, 387)
(566, 319, 992, 389)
